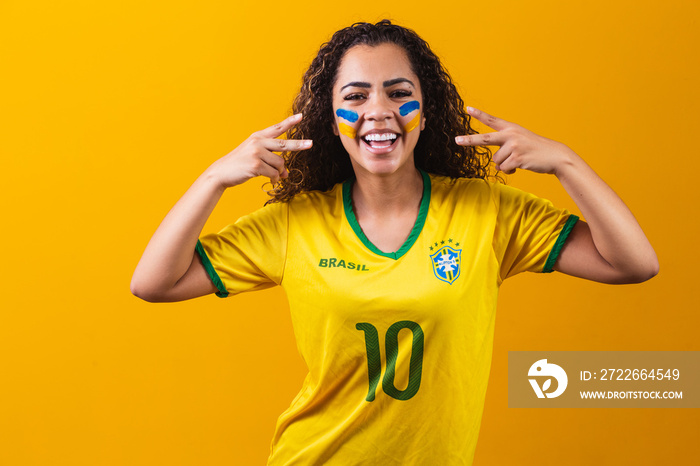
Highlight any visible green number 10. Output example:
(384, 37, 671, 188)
(355, 320, 424, 401)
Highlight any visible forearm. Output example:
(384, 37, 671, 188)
(131, 169, 225, 296)
(554, 148, 659, 278)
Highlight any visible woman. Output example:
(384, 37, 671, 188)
(131, 20, 657, 465)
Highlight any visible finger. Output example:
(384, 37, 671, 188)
(493, 147, 517, 174)
(259, 151, 288, 178)
(493, 160, 514, 174)
(257, 113, 304, 139)
(258, 151, 289, 179)
(261, 138, 313, 152)
(455, 132, 506, 147)
(491, 144, 512, 166)
(256, 159, 285, 183)
(466, 107, 510, 131)
(496, 164, 516, 175)
(497, 163, 517, 175)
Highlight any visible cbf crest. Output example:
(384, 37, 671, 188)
(430, 245, 462, 284)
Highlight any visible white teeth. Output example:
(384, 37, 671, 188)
(364, 133, 397, 142)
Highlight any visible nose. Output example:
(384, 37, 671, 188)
(363, 94, 394, 123)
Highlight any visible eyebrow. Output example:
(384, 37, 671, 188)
(340, 77, 415, 91)
(383, 77, 414, 88)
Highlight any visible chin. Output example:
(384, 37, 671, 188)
(353, 155, 412, 177)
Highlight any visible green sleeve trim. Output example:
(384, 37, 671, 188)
(543, 214, 579, 273)
(342, 168, 431, 260)
(195, 240, 229, 298)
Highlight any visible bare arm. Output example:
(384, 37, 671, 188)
(550, 155, 658, 283)
(130, 172, 224, 302)
(457, 107, 658, 284)
(130, 113, 312, 302)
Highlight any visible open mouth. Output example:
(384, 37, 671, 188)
(361, 132, 399, 149)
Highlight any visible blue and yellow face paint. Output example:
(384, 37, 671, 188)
(335, 109, 359, 139)
(399, 100, 421, 133)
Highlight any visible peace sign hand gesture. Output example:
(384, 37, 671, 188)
(456, 107, 576, 176)
(208, 113, 313, 188)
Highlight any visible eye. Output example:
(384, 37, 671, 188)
(344, 93, 366, 101)
(391, 89, 412, 98)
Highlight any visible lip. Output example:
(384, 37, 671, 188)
(361, 133, 399, 155)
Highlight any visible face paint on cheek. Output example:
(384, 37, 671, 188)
(400, 100, 421, 133)
(335, 109, 359, 139)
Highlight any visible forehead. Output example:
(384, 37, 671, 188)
(334, 43, 418, 90)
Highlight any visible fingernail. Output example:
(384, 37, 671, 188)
(455, 136, 465, 143)
(466, 106, 474, 113)
(302, 140, 312, 148)
(293, 113, 302, 120)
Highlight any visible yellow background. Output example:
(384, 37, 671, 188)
(1, 0, 698, 464)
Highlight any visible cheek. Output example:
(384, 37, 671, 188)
(399, 101, 421, 133)
(335, 109, 359, 139)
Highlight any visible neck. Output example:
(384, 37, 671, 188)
(351, 165, 424, 216)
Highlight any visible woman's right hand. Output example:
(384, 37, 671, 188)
(205, 113, 313, 188)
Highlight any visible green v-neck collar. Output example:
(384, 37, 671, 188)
(342, 169, 431, 260)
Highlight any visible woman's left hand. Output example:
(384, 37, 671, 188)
(455, 107, 577, 175)
(456, 107, 658, 284)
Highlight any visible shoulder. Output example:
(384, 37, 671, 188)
(430, 173, 552, 207)
(288, 182, 342, 205)
(221, 197, 291, 236)
(231, 183, 344, 232)
(426, 173, 501, 209)
(266, 182, 345, 224)
(428, 173, 501, 193)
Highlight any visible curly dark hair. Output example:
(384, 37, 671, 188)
(267, 20, 495, 203)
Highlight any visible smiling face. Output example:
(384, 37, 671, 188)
(332, 43, 425, 178)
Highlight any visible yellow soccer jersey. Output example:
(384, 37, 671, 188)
(196, 170, 578, 465)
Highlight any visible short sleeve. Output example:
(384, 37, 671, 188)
(492, 183, 578, 282)
(195, 201, 288, 298)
